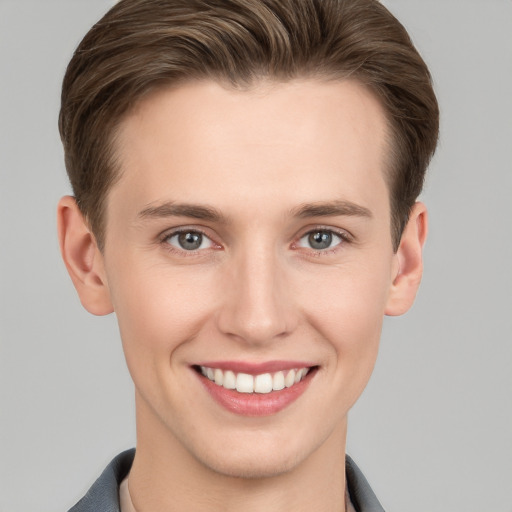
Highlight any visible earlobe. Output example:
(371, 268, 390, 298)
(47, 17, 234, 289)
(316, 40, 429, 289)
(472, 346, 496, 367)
(385, 202, 428, 316)
(57, 196, 114, 316)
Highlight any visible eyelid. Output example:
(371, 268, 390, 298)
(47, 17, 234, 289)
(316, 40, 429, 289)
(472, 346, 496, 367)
(157, 224, 352, 255)
(167, 231, 213, 250)
(159, 226, 222, 253)
(292, 225, 353, 251)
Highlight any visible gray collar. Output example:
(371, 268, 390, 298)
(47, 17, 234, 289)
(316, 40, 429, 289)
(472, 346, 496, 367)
(69, 449, 385, 512)
(346, 454, 385, 512)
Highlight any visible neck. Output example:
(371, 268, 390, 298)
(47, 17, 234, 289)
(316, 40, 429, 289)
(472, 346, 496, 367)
(129, 393, 348, 512)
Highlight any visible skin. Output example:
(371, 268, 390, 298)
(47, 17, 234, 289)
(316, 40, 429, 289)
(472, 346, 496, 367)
(58, 79, 427, 512)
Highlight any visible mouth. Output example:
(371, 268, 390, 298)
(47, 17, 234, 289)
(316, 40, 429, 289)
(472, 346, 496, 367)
(192, 363, 318, 416)
(196, 365, 312, 393)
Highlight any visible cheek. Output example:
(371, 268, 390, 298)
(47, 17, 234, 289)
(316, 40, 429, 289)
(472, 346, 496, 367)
(298, 260, 391, 390)
(312, 288, 384, 368)
(301, 258, 391, 338)
(106, 257, 219, 369)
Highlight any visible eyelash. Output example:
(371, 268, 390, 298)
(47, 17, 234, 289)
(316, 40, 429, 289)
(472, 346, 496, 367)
(294, 227, 352, 255)
(159, 226, 352, 256)
(160, 228, 219, 257)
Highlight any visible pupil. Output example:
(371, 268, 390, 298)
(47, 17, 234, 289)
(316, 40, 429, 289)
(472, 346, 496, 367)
(178, 232, 202, 250)
(309, 231, 332, 250)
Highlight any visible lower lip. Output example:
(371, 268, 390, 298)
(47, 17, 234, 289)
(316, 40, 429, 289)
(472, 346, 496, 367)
(196, 369, 316, 417)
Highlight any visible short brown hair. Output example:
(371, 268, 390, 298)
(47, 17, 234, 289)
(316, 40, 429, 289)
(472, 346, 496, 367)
(59, 0, 439, 251)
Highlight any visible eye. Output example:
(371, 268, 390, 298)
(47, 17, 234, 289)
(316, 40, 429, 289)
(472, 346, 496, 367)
(165, 230, 214, 251)
(297, 229, 344, 251)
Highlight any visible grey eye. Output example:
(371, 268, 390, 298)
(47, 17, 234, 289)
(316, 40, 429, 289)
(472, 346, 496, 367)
(308, 231, 333, 250)
(166, 231, 213, 251)
(178, 232, 202, 250)
(297, 230, 343, 251)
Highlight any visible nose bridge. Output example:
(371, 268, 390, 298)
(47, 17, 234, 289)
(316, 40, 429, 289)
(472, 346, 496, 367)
(218, 239, 295, 344)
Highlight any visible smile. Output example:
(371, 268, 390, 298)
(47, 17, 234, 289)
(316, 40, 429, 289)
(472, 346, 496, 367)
(199, 365, 311, 394)
(194, 362, 317, 416)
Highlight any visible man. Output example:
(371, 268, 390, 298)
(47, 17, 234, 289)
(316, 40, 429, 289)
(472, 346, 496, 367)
(57, 0, 438, 510)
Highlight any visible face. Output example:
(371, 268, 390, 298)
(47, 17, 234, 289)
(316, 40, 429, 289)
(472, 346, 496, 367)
(98, 79, 401, 477)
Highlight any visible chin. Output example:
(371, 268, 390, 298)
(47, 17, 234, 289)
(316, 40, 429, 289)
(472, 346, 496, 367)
(195, 448, 303, 480)
(186, 425, 333, 480)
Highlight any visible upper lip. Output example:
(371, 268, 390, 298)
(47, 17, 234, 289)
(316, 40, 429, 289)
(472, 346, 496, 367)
(194, 360, 316, 375)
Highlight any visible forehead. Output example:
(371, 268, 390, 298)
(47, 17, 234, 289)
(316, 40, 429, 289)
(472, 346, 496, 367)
(110, 78, 391, 220)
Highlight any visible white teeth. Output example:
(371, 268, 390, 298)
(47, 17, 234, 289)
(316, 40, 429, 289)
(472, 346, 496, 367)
(199, 366, 311, 393)
(223, 370, 236, 390)
(236, 373, 254, 393)
(285, 369, 296, 388)
(254, 373, 273, 393)
(214, 368, 223, 386)
(273, 371, 285, 391)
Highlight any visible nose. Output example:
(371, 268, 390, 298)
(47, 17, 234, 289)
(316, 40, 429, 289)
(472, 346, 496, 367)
(216, 244, 298, 346)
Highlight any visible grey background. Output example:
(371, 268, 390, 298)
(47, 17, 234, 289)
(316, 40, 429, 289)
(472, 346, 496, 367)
(1, 1, 511, 510)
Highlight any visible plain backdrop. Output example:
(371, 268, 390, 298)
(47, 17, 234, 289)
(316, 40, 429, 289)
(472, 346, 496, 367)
(1, 1, 511, 511)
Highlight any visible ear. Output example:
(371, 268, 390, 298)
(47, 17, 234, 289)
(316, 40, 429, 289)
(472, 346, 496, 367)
(57, 196, 114, 316)
(385, 202, 428, 316)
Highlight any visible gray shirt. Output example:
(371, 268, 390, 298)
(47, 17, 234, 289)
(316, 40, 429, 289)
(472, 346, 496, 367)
(68, 449, 385, 512)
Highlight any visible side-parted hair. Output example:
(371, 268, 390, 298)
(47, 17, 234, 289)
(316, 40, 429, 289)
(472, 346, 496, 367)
(59, 0, 439, 251)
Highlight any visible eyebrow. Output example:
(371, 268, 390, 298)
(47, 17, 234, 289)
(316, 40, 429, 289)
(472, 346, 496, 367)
(291, 200, 373, 219)
(138, 202, 225, 223)
(137, 199, 372, 223)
